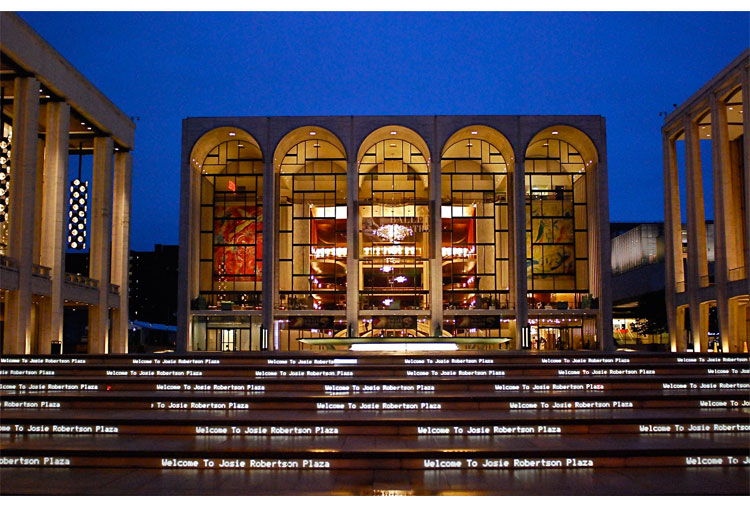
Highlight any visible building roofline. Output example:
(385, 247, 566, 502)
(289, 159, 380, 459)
(663, 48, 749, 129)
(0, 12, 135, 149)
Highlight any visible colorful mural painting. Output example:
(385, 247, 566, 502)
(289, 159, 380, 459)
(213, 205, 262, 280)
(527, 200, 574, 277)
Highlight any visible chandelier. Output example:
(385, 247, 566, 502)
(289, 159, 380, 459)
(375, 223, 413, 242)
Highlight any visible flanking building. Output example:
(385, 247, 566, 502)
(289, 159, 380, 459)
(0, 13, 134, 354)
(662, 49, 749, 353)
(178, 115, 613, 352)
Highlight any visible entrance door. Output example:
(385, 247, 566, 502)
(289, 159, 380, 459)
(219, 329, 237, 352)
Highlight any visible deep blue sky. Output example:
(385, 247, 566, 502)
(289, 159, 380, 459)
(18, 11, 750, 251)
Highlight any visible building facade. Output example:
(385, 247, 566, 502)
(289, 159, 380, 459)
(179, 115, 613, 352)
(0, 13, 134, 354)
(662, 49, 750, 353)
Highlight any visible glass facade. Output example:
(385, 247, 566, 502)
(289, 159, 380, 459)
(198, 140, 263, 309)
(525, 138, 590, 311)
(183, 120, 608, 352)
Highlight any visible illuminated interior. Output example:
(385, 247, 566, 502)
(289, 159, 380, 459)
(525, 137, 590, 310)
(198, 139, 264, 309)
(183, 121, 611, 352)
(357, 128, 430, 337)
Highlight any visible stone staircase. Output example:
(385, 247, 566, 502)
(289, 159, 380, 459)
(1, 351, 748, 494)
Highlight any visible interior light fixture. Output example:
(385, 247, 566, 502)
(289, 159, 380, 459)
(67, 145, 88, 250)
(0, 115, 11, 224)
(309, 131, 317, 136)
(390, 131, 397, 135)
(375, 223, 413, 242)
(471, 131, 478, 135)
(551, 131, 559, 135)
(228, 132, 236, 136)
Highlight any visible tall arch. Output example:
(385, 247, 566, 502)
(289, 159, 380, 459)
(274, 127, 348, 350)
(524, 125, 600, 350)
(440, 126, 515, 341)
(356, 126, 430, 337)
(189, 127, 264, 352)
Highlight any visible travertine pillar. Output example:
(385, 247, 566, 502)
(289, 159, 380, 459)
(743, 68, 750, 288)
(261, 154, 275, 350)
(683, 116, 708, 351)
(38, 101, 70, 353)
(663, 132, 684, 351)
(3, 76, 39, 354)
(593, 121, 614, 352)
(88, 136, 114, 353)
(710, 94, 732, 351)
(110, 150, 132, 353)
(33, 138, 45, 265)
(513, 152, 527, 349)
(346, 158, 358, 336)
(429, 156, 442, 335)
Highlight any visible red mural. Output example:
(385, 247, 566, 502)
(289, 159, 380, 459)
(213, 205, 262, 280)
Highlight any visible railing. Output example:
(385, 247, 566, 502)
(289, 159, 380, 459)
(728, 266, 746, 282)
(527, 294, 597, 310)
(109, 284, 120, 295)
(445, 294, 514, 310)
(64, 273, 99, 289)
(0, 254, 17, 270)
(32, 264, 51, 278)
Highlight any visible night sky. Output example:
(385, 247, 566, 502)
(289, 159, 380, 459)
(17, 11, 750, 251)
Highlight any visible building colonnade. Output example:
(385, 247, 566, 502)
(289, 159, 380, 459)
(663, 49, 750, 353)
(0, 12, 135, 354)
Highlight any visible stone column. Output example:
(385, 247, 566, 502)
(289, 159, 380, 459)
(663, 131, 684, 351)
(37, 101, 70, 354)
(176, 134, 193, 352)
(710, 95, 732, 351)
(88, 136, 114, 353)
(429, 156, 442, 335)
(33, 138, 45, 265)
(346, 158, 358, 336)
(684, 116, 708, 352)
(743, 68, 750, 287)
(261, 156, 275, 349)
(3, 76, 39, 354)
(110, 150, 132, 353)
(596, 125, 615, 352)
(512, 152, 527, 349)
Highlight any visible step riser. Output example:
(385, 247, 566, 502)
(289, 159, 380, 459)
(1, 454, 749, 470)
(2, 422, 749, 436)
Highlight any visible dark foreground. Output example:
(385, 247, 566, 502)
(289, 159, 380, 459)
(1, 350, 748, 495)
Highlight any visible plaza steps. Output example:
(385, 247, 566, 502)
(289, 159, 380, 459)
(1, 351, 749, 494)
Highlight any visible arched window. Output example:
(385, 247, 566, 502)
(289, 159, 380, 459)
(441, 136, 510, 310)
(525, 137, 589, 302)
(278, 138, 347, 312)
(198, 139, 264, 310)
(357, 128, 430, 337)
